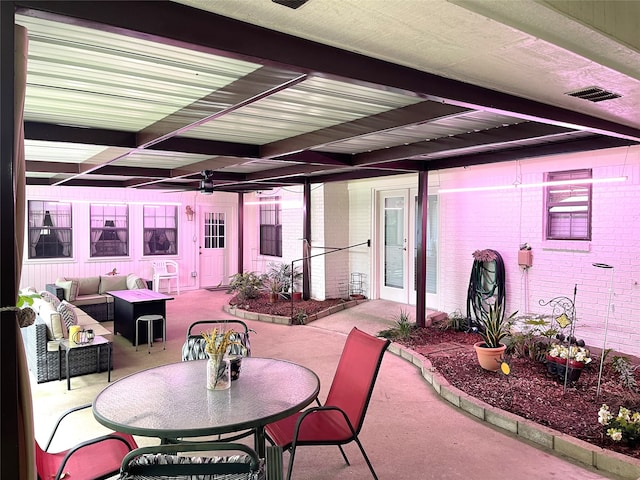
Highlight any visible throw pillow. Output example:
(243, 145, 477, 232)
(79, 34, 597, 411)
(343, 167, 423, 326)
(99, 275, 128, 294)
(126, 273, 147, 290)
(39, 290, 61, 309)
(57, 300, 78, 338)
(40, 302, 64, 340)
(55, 278, 79, 302)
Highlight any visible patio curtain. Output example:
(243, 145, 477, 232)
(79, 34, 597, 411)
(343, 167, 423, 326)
(14, 24, 36, 479)
(165, 228, 176, 254)
(27, 209, 43, 258)
(51, 209, 71, 257)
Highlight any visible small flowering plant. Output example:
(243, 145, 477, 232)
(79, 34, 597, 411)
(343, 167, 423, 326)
(598, 404, 640, 446)
(547, 343, 592, 364)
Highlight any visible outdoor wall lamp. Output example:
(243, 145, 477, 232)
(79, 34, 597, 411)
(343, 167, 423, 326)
(185, 205, 194, 222)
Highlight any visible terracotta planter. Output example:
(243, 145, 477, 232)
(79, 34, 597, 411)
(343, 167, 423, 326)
(473, 342, 507, 372)
(268, 292, 279, 303)
(292, 292, 302, 301)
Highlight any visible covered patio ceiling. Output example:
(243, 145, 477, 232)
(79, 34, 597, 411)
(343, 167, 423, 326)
(13, 1, 640, 194)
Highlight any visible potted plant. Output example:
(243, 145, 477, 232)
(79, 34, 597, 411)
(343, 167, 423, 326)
(262, 276, 285, 303)
(473, 301, 517, 371)
(545, 342, 591, 382)
(267, 261, 302, 299)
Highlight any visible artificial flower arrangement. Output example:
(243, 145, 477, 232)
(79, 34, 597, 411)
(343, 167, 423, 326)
(547, 343, 592, 364)
(201, 328, 242, 357)
(598, 404, 640, 446)
(201, 327, 246, 390)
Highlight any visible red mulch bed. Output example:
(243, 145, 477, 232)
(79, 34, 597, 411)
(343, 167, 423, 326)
(229, 293, 345, 318)
(231, 297, 640, 461)
(399, 326, 640, 460)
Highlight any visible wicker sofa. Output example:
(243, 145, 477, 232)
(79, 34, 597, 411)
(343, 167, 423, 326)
(20, 291, 112, 384)
(46, 274, 148, 322)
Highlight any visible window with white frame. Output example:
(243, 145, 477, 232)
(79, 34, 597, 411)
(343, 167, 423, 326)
(143, 205, 177, 255)
(204, 212, 225, 249)
(259, 197, 282, 257)
(545, 169, 592, 241)
(90, 204, 129, 257)
(28, 201, 73, 259)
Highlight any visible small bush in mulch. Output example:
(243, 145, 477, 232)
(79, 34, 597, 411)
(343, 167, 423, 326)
(229, 293, 345, 318)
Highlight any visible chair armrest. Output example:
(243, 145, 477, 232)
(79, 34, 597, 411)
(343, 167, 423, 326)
(44, 403, 92, 451)
(55, 433, 136, 480)
(292, 405, 358, 442)
(45, 284, 64, 301)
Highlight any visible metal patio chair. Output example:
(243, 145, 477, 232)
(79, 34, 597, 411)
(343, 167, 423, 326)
(265, 327, 390, 480)
(119, 441, 283, 480)
(36, 403, 137, 480)
(181, 319, 254, 361)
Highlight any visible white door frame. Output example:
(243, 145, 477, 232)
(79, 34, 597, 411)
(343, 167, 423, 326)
(197, 204, 235, 289)
(374, 188, 439, 308)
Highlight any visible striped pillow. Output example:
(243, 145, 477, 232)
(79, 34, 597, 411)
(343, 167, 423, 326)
(57, 301, 78, 337)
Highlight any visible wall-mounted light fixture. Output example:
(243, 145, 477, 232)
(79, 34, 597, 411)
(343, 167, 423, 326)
(185, 205, 194, 221)
(244, 200, 302, 208)
(438, 176, 627, 194)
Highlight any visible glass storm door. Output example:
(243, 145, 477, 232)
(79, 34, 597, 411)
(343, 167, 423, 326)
(379, 189, 439, 307)
(379, 191, 408, 303)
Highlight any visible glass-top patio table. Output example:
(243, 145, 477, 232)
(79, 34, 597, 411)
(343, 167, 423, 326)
(92, 357, 320, 456)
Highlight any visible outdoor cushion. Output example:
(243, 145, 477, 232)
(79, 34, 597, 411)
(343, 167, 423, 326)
(77, 276, 100, 295)
(120, 453, 262, 480)
(56, 278, 79, 302)
(37, 300, 64, 340)
(72, 294, 110, 306)
(99, 275, 128, 294)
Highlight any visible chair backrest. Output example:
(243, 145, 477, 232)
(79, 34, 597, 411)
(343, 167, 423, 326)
(119, 442, 262, 480)
(181, 320, 253, 361)
(152, 260, 178, 275)
(324, 327, 390, 435)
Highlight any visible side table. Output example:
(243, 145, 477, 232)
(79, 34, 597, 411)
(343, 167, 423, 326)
(59, 335, 112, 390)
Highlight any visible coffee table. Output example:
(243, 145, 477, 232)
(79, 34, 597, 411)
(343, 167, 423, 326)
(92, 357, 320, 457)
(108, 289, 173, 345)
(59, 335, 112, 390)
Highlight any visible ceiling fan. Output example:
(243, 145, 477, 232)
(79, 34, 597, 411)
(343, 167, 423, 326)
(198, 170, 215, 195)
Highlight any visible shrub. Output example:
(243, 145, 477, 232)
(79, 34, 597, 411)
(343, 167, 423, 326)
(226, 271, 265, 303)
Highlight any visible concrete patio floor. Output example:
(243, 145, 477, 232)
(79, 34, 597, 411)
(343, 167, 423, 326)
(29, 289, 634, 479)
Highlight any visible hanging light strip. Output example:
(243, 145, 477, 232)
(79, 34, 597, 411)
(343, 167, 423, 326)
(438, 176, 627, 194)
(244, 200, 302, 208)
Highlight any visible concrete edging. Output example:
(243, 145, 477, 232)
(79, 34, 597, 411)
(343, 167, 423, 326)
(387, 342, 640, 480)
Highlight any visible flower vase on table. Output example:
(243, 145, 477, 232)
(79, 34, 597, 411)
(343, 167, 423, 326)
(207, 353, 231, 390)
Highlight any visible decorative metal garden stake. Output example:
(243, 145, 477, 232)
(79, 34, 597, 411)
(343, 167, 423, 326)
(592, 263, 615, 399)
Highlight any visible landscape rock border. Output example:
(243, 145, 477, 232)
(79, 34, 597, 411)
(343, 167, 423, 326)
(388, 342, 640, 480)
